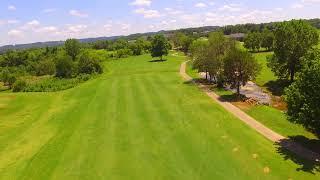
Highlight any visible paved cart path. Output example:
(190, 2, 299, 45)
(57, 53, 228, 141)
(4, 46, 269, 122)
(180, 61, 320, 163)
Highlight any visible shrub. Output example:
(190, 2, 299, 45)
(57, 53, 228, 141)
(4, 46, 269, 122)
(23, 75, 93, 92)
(35, 59, 56, 76)
(12, 80, 27, 92)
(7, 75, 17, 88)
(115, 48, 133, 58)
(78, 53, 103, 74)
(55, 56, 74, 78)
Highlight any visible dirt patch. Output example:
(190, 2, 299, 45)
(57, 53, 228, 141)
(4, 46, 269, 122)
(233, 147, 239, 152)
(252, 154, 258, 159)
(271, 96, 287, 111)
(232, 101, 254, 111)
(0, 104, 6, 109)
(263, 167, 270, 174)
(0, 95, 16, 100)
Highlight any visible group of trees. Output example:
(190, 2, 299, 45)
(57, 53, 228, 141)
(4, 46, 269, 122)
(264, 20, 320, 134)
(171, 32, 194, 54)
(91, 37, 151, 58)
(0, 38, 104, 91)
(190, 32, 261, 95)
(244, 29, 274, 52)
(221, 18, 320, 35)
(268, 20, 319, 82)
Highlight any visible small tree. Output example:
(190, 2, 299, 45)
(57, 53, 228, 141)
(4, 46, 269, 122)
(285, 48, 320, 134)
(35, 59, 56, 76)
(190, 39, 210, 79)
(78, 52, 103, 74)
(224, 48, 261, 96)
(55, 56, 74, 78)
(65, 39, 81, 61)
(268, 20, 319, 82)
(150, 34, 170, 60)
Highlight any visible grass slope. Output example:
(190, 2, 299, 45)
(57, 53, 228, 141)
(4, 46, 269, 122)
(0, 54, 319, 179)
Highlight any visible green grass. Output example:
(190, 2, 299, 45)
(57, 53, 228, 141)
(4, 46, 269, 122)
(253, 52, 277, 87)
(0, 53, 319, 179)
(245, 106, 317, 139)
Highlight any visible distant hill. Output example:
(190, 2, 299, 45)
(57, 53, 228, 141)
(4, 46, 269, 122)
(0, 26, 220, 53)
(1, 18, 319, 52)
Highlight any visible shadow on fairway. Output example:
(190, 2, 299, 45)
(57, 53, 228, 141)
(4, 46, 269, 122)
(148, 59, 167, 63)
(275, 136, 320, 174)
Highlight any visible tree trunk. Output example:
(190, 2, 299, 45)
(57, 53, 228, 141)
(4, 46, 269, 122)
(237, 81, 241, 97)
(290, 67, 295, 82)
(160, 55, 163, 61)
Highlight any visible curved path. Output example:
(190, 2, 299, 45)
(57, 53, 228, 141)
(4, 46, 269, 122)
(180, 61, 320, 163)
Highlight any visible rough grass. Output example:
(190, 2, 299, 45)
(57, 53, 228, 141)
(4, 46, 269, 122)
(0, 54, 319, 179)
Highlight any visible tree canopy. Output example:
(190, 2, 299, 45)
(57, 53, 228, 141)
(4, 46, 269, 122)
(268, 20, 319, 81)
(285, 48, 320, 134)
(65, 39, 81, 61)
(223, 48, 261, 95)
(150, 35, 170, 60)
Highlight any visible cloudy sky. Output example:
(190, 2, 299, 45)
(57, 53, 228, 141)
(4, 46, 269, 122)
(1, 0, 320, 45)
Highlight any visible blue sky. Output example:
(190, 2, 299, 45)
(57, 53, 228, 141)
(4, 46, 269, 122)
(1, 0, 320, 45)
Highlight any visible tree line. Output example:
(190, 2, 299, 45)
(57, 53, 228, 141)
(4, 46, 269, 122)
(0, 39, 104, 92)
(188, 19, 320, 135)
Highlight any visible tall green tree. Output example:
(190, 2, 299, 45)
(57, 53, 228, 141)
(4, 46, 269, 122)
(150, 34, 170, 60)
(224, 48, 261, 96)
(268, 20, 319, 82)
(65, 39, 81, 61)
(244, 32, 262, 52)
(285, 48, 320, 134)
(261, 29, 274, 51)
(190, 39, 210, 79)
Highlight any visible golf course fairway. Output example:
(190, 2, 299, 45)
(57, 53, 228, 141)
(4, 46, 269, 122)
(0, 54, 319, 179)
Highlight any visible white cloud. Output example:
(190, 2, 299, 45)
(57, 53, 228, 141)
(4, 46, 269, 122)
(69, 10, 89, 18)
(130, 0, 152, 6)
(8, 30, 23, 37)
(134, 8, 161, 18)
(7, 19, 19, 24)
(8, 5, 16, 11)
(195, 3, 207, 8)
(291, 3, 304, 9)
(27, 20, 40, 26)
(219, 4, 242, 12)
(42, 8, 57, 13)
(35, 26, 58, 33)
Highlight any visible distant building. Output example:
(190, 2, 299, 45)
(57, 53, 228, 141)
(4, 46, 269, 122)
(226, 33, 246, 41)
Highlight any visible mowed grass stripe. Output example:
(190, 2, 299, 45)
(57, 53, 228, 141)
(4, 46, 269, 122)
(142, 73, 211, 179)
(147, 73, 246, 179)
(131, 73, 184, 179)
(50, 78, 117, 179)
(18, 79, 107, 179)
(124, 74, 166, 179)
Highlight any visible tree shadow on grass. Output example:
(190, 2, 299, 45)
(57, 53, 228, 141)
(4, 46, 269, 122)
(264, 79, 291, 96)
(148, 59, 167, 63)
(275, 136, 320, 174)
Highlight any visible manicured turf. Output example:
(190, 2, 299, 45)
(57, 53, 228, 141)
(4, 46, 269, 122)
(253, 52, 277, 87)
(245, 106, 317, 139)
(0, 54, 319, 179)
